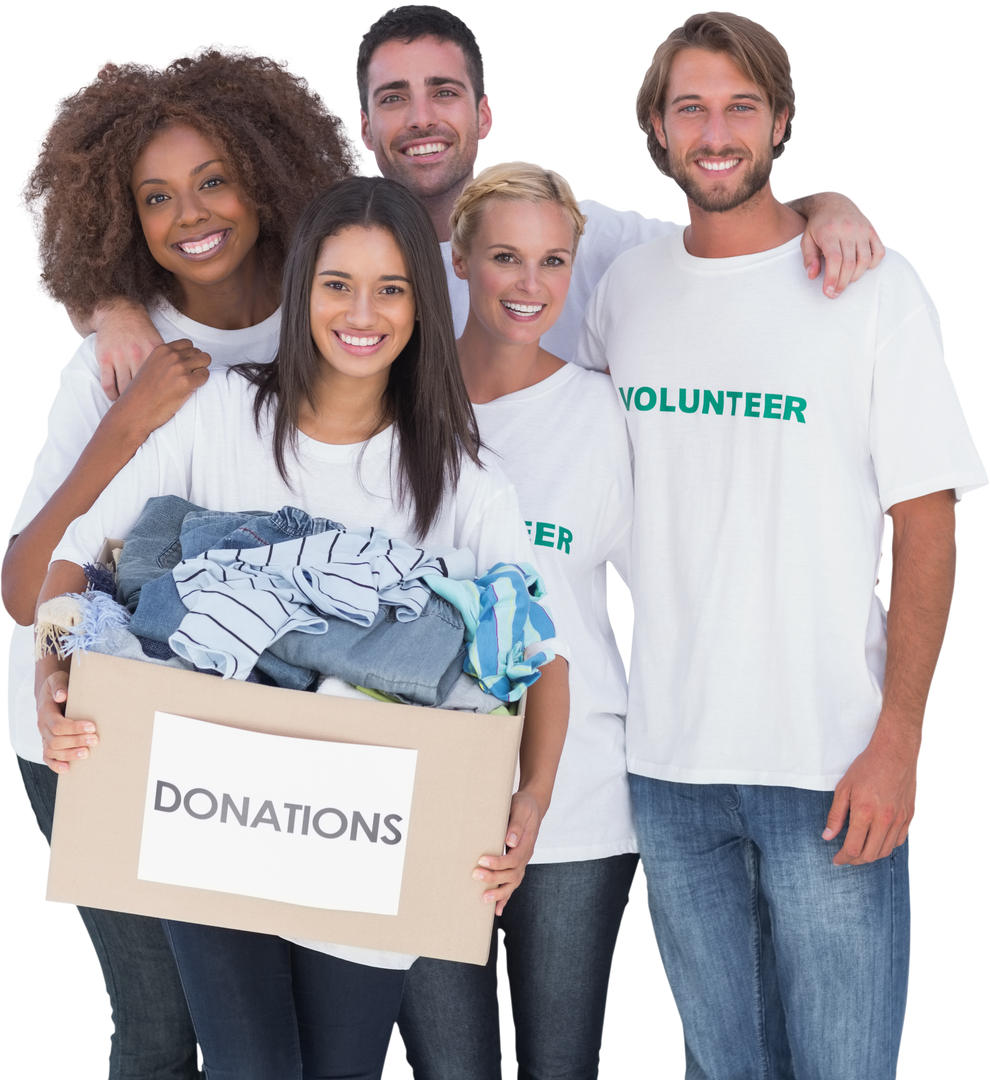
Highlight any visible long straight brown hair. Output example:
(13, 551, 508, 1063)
(236, 176, 481, 539)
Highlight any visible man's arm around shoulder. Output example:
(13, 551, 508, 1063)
(68, 298, 164, 400)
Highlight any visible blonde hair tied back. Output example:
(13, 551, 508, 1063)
(450, 162, 587, 257)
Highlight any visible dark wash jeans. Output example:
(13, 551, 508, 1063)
(123, 498, 466, 702)
(398, 854, 639, 1080)
(163, 921, 405, 1080)
(18, 756, 200, 1080)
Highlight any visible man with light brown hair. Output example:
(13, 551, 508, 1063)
(578, 12, 986, 1079)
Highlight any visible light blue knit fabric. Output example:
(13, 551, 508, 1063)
(425, 562, 556, 702)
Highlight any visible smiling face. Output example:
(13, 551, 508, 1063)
(652, 48, 787, 213)
(130, 124, 261, 297)
(309, 225, 416, 388)
(452, 199, 574, 347)
(360, 35, 491, 204)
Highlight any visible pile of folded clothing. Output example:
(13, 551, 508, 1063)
(37, 497, 556, 715)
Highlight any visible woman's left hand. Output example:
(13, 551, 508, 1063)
(473, 788, 542, 915)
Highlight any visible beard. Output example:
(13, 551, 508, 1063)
(669, 141, 774, 213)
(385, 124, 478, 202)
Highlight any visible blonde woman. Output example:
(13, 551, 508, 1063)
(397, 163, 635, 1080)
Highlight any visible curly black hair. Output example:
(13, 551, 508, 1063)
(26, 50, 357, 314)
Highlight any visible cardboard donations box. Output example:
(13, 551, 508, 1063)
(47, 651, 524, 965)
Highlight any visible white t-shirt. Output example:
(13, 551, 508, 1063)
(577, 230, 987, 790)
(441, 199, 680, 367)
(52, 369, 538, 970)
(474, 364, 635, 863)
(8, 303, 282, 763)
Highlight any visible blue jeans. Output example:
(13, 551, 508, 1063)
(18, 756, 200, 1080)
(397, 854, 639, 1080)
(116, 498, 337, 612)
(125, 500, 466, 702)
(163, 922, 405, 1080)
(630, 776, 910, 1080)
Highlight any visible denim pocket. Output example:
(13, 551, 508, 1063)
(156, 538, 183, 571)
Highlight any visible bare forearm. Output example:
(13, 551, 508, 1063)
(517, 656, 569, 816)
(785, 189, 859, 218)
(2, 411, 147, 624)
(876, 489, 956, 744)
(67, 296, 148, 340)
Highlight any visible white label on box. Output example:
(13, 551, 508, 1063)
(137, 711, 417, 916)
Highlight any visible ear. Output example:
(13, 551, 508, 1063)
(477, 94, 493, 141)
(650, 111, 667, 150)
(451, 248, 469, 280)
(360, 111, 373, 151)
(772, 107, 788, 147)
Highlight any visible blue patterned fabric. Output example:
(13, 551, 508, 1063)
(426, 563, 556, 702)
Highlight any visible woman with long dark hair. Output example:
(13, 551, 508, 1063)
(5, 51, 354, 1079)
(35, 176, 568, 1080)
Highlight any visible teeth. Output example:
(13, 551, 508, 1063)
(404, 142, 447, 156)
(339, 333, 384, 347)
(698, 158, 741, 172)
(502, 301, 544, 315)
(179, 233, 225, 254)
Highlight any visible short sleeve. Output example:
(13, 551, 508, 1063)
(10, 337, 112, 536)
(574, 277, 610, 374)
(869, 258, 987, 511)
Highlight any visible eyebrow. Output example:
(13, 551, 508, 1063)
(484, 244, 571, 255)
(670, 92, 764, 104)
(372, 75, 468, 99)
(317, 270, 411, 282)
(137, 159, 224, 189)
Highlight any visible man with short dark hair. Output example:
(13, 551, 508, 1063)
(357, 6, 488, 235)
(577, 12, 986, 1077)
(355, 5, 885, 370)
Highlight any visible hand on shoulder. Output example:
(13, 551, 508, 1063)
(111, 340, 211, 441)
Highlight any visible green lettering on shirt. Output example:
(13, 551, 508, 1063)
(534, 522, 555, 547)
(526, 522, 573, 554)
(619, 387, 807, 423)
(783, 395, 807, 423)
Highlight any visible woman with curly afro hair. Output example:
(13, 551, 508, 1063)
(4, 49, 354, 1080)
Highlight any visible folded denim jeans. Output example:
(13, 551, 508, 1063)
(125, 504, 345, 690)
(170, 529, 472, 681)
(122, 500, 468, 701)
(116, 498, 339, 612)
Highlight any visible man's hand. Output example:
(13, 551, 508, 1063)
(790, 192, 885, 299)
(473, 789, 542, 915)
(90, 299, 164, 400)
(823, 725, 917, 865)
(824, 489, 955, 866)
